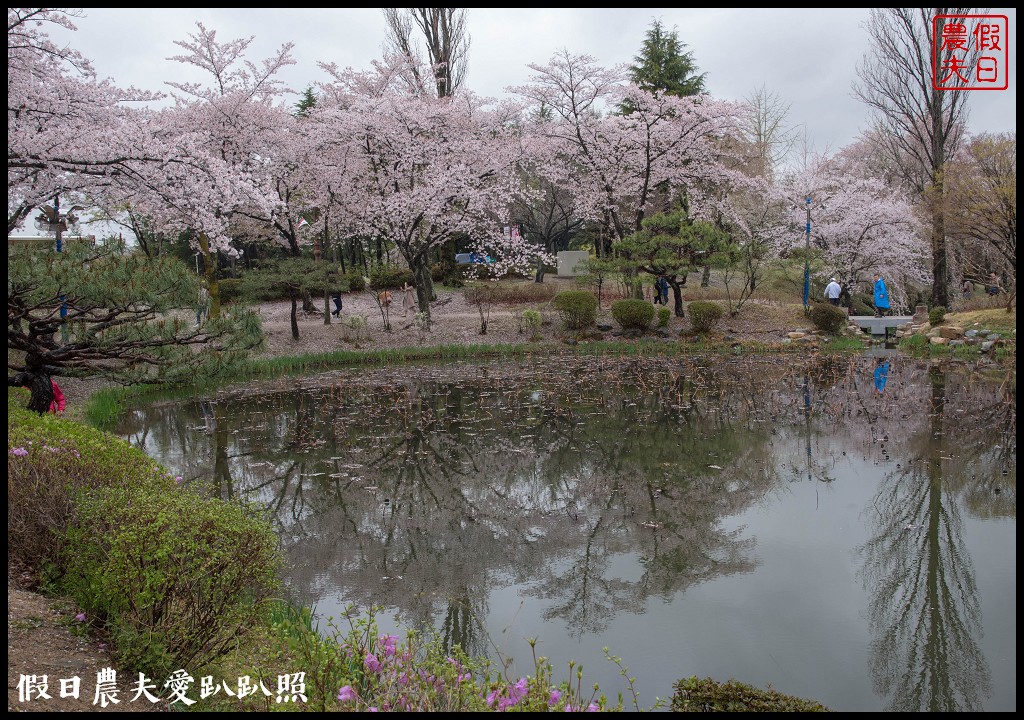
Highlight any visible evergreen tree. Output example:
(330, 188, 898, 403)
(8, 240, 263, 412)
(627, 19, 706, 104)
(295, 86, 318, 117)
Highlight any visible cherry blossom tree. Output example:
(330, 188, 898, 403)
(511, 51, 747, 261)
(780, 147, 928, 311)
(7, 8, 166, 233)
(312, 57, 547, 326)
(118, 23, 296, 318)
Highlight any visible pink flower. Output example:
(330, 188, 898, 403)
(75, 612, 87, 622)
(364, 653, 382, 673)
(10, 447, 28, 456)
(587, 703, 600, 712)
(380, 634, 398, 656)
(337, 685, 356, 702)
(549, 690, 562, 706)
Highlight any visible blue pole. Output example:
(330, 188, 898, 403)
(55, 200, 67, 321)
(802, 196, 810, 309)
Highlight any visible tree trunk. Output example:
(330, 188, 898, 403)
(930, 182, 949, 307)
(701, 265, 710, 287)
(477, 304, 487, 335)
(534, 255, 546, 283)
(411, 258, 433, 328)
(9, 372, 53, 414)
(290, 290, 300, 340)
(668, 279, 685, 317)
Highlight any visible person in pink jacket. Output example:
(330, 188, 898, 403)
(49, 379, 66, 414)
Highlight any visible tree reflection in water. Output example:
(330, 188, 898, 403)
(857, 363, 1013, 712)
(115, 354, 1015, 710)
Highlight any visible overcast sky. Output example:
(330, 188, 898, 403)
(46, 7, 1016, 156)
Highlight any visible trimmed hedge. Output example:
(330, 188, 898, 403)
(611, 299, 655, 331)
(688, 301, 724, 333)
(810, 302, 847, 334)
(552, 290, 598, 330)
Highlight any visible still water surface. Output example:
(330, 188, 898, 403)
(115, 353, 1016, 711)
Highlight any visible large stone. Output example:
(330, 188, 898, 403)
(939, 325, 965, 339)
(913, 304, 929, 323)
(788, 331, 806, 339)
(930, 336, 948, 345)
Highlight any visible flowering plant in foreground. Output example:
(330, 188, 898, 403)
(277, 604, 649, 712)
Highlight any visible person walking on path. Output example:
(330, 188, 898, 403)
(401, 282, 416, 316)
(986, 272, 1003, 296)
(873, 276, 890, 317)
(49, 379, 65, 413)
(824, 277, 842, 306)
(652, 275, 669, 306)
(195, 283, 210, 327)
(331, 287, 343, 318)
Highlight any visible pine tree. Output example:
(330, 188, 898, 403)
(627, 19, 706, 107)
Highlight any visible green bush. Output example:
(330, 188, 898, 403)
(657, 306, 671, 328)
(369, 266, 414, 290)
(671, 676, 830, 712)
(809, 302, 847, 334)
(344, 270, 366, 293)
(8, 394, 281, 679)
(611, 299, 655, 331)
(521, 309, 542, 334)
(7, 396, 175, 579)
(62, 484, 280, 678)
(217, 278, 244, 304)
(929, 305, 947, 325)
(688, 301, 724, 334)
(551, 290, 598, 330)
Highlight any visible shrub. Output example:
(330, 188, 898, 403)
(688, 301, 724, 334)
(344, 270, 366, 292)
(551, 290, 598, 330)
(217, 278, 243, 304)
(671, 676, 830, 712)
(611, 299, 655, 331)
(7, 397, 175, 580)
(520, 309, 542, 339)
(929, 305, 947, 325)
(657, 306, 671, 328)
(8, 396, 282, 679)
(62, 484, 280, 678)
(485, 282, 557, 305)
(369, 266, 414, 290)
(809, 302, 847, 334)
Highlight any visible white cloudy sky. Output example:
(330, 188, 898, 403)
(46, 7, 1016, 156)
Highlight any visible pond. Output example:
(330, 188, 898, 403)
(114, 352, 1016, 712)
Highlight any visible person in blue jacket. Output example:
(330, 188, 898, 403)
(873, 275, 890, 317)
